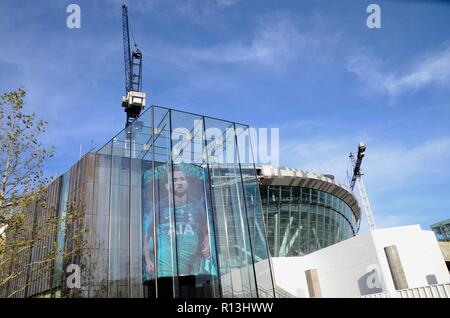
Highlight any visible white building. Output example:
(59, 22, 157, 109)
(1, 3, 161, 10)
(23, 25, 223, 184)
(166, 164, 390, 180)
(270, 224, 450, 298)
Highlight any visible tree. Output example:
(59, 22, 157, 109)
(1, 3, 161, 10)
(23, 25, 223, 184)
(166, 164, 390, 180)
(0, 87, 53, 215)
(0, 88, 84, 298)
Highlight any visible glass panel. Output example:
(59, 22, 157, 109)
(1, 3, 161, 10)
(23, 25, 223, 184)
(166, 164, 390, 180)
(137, 110, 158, 298)
(90, 141, 112, 297)
(147, 107, 179, 298)
(319, 191, 326, 205)
(279, 187, 290, 257)
(53, 172, 70, 289)
(108, 128, 131, 298)
(301, 188, 310, 202)
(311, 189, 318, 204)
(170, 110, 220, 298)
(129, 110, 152, 298)
(235, 123, 275, 297)
(204, 118, 256, 298)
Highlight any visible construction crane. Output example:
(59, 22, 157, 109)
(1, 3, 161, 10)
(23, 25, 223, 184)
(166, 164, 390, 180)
(349, 142, 377, 230)
(121, 4, 145, 127)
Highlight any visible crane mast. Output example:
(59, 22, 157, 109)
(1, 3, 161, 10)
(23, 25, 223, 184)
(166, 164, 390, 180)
(349, 142, 377, 230)
(121, 4, 145, 127)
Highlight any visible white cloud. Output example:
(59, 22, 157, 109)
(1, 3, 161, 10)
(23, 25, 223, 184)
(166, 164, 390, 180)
(216, 0, 240, 7)
(145, 12, 340, 69)
(363, 137, 450, 191)
(120, 0, 239, 23)
(279, 135, 352, 181)
(347, 44, 450, 97)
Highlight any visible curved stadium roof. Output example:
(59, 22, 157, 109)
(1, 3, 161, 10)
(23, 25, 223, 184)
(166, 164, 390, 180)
(256, 165, 361, 221)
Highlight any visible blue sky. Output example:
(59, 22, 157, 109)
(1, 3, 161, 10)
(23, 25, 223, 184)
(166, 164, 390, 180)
(0, 0, 449, 233)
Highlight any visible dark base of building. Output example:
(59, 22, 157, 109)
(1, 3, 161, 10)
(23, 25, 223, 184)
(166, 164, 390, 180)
(143, 275, 219, 298)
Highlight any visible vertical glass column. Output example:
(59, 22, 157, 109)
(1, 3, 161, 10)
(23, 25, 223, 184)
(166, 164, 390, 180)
(169, 110, 220, 298)
(266, 186, 279, 257)
(108, 128, 131, 297)
(279, 186, 291, 257)
(52, 172, 70, 294)
(290, 187, 301, 257)
(129, 110, 152, 298)
(139, 107, 157, 298)
(91, 141, 112, 297)
(143, 107, 179, 298)
(235, 124, 275, 297)
(204, 118, 257, 298)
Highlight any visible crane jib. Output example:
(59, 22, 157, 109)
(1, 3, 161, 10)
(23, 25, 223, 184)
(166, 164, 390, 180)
(122, 4, 132, 94)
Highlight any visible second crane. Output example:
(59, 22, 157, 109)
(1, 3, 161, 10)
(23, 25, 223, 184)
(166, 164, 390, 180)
(349, 142, 377, 231)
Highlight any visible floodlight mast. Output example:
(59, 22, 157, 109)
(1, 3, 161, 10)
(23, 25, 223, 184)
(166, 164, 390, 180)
(349, 142, 377, 231)
(121, 4, 145, 127)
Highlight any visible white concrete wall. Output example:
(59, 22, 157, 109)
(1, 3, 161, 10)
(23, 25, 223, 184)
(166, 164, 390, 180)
(271, 225, 450, 298)
(370, 225, 450, 289)
(271, 231, 381, 297)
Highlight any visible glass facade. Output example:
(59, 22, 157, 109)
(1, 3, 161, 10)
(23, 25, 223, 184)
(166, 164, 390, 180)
(260, 185, 359, 257)
(2, 105, 275, 298)
(0, 105, 274, 298)
(431, 219, 450, 242)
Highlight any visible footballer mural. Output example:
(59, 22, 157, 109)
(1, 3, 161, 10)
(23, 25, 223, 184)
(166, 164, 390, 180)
(142, 163, 218, 282)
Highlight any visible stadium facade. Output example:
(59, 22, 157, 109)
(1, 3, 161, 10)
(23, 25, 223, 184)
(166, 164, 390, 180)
(431, 219, 450, 272)
(257, 166, 360, 257)
(1, 105, 449, 298)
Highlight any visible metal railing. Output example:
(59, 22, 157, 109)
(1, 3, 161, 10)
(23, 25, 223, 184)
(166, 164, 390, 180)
(225, 285, 296, 298)
(361, 283, 450, 298)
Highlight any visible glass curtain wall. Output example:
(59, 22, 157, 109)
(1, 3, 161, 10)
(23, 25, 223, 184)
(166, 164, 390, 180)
(261, 185, 358, 257)
(83, 105, 273, 298)
(431, 220, 450, 242)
